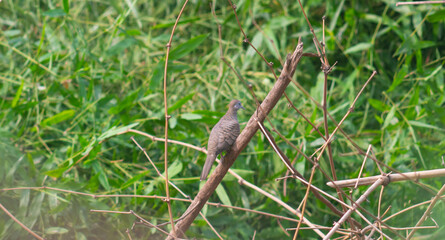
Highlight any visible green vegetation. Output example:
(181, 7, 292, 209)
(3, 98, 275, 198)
(1, 0, 444, 239)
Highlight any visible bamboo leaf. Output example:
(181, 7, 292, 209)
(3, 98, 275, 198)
(170, 34, 208, 60)
(41, 110, 76, 127)
(344, 43, 372, 54)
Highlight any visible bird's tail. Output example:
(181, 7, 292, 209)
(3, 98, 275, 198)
(200, 154, 216, 181)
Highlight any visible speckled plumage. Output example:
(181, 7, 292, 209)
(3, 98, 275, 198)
(200, 100, 244, 180)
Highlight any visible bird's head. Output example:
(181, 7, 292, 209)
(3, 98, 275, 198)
(229, 99, 245, 111)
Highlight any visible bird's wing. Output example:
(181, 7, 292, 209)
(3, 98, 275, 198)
(217, 119, 240, 151)
(207, 121, 221, 151)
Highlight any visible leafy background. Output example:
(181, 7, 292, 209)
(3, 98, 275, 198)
(1, 0, 444, 239)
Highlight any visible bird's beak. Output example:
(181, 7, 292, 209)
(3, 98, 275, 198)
(240, 104, 245, 110)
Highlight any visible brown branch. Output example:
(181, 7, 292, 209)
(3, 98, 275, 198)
(382, 195, 445, 224)
(256, 121, 294, 174)
(294, 71, 442, 201)
(257, 120, 358, 220)
(276, 175, 353, 211)
(317, 14, 351, 230)
(127, 130, 309, 219)
(0, 202, 45, 240)
(406, 183, 445, 238)
(2, 186, 316, 227)
(216, 6, 356, 232)
(293, 165, 317, 239)
(226, 0, 279, 81)
(249, 9, 283, 65)
(354, 210, 393, 240)
(163, 67, 177, 231)
(314, 71, 377, 164)
(165, 41, 305, 239)
(130, 137, 222, 239)
(126, 128, 321, 222)
(162, 0, 190, 237)
(274, 123, 403, 237)
(93, 210, 174, 237)
(211, 5, 354, 222)
(210, 7, 356, 231)
(324, 176, 391, 240)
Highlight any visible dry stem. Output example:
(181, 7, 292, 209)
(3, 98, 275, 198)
(327, 168, 445, 188)
(324, 176, 389, 239)
(0, 202, 44, 240)
(161, 0, 190, 236)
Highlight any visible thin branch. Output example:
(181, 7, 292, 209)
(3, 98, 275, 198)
(162, 0, 190, 237)
(2, 186, 317, 228)
(131, 137, 223, 239)
(276, 175, 353, 210)
(254, 118, 355, 219)
(355, 210, 393, 240)
(210, 7, 355, 228)
(257, 120, 294, 174)
(324, 176, 389, 239)
(382, 196, 445, 223)
(249, 8, 283, 65)
(270, 118, 407, 237)
(406, 184, 445, 238)
(355, 145, 373, 189)
(293, 165, 317, 239)
(127, 129, 310, 218)
(131, 210, 180, 238)
(131, 137, 189, 199)
(315, 71, 377, 164)
(0, 202, 45, 240)
(217, 5, 356, 232)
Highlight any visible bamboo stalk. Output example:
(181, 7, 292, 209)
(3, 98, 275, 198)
(326, 169, 445, 188)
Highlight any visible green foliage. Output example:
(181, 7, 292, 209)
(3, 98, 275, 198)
(1, 0, 444, 239)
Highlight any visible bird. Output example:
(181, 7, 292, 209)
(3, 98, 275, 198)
(200, 99, 245, 180)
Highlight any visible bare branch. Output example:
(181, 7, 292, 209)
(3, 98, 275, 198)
(327, 168, 445, 188)
(0, 202, 45, 240)
(406, 184, 445, 238)
(162, 0, 190, 236)
(324, 176, 390, 239)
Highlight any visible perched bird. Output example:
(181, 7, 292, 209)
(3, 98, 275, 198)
(201, 99, 245, 180)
